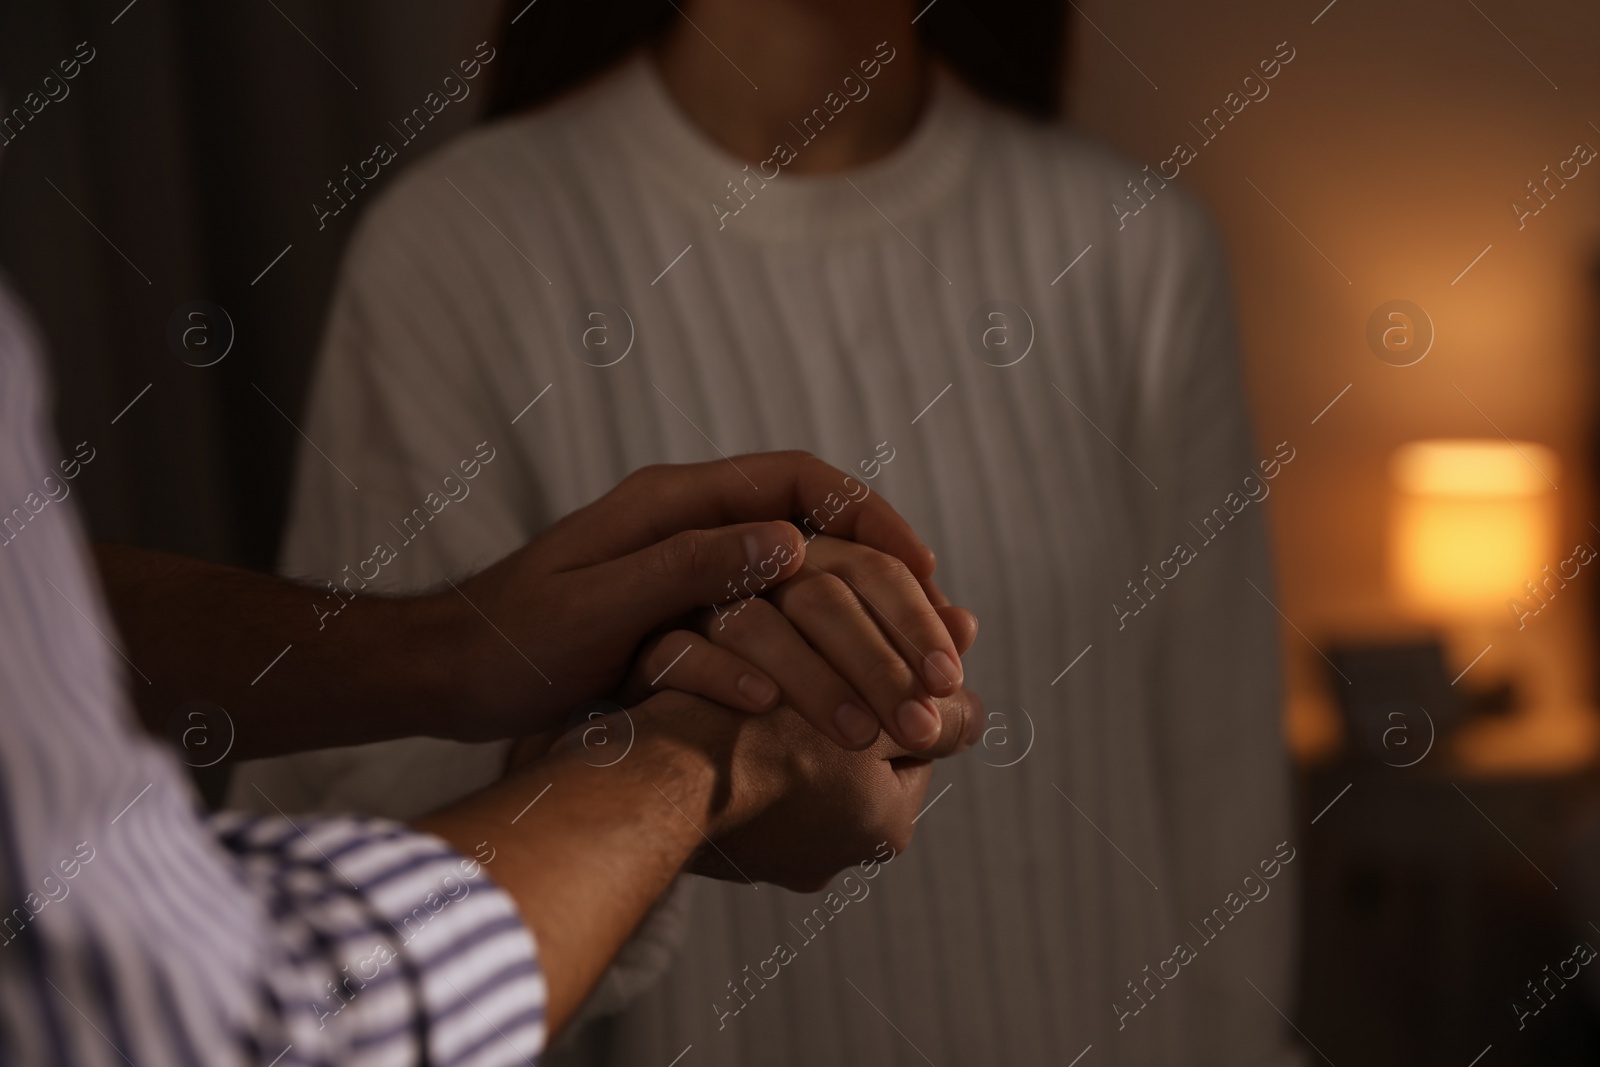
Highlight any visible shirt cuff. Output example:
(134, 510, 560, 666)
(211, 812, 545, 1067)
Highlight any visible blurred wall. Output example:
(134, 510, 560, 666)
(1065, 0, 1600, 755)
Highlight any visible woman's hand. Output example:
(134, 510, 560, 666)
(623, 535, 979, 753)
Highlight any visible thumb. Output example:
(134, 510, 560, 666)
(592, 521, 806, 632)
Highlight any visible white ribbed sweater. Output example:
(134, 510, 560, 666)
(231, 53, 1299, 1067)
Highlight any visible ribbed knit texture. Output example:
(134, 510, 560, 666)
(231, 53, 1300, 1067)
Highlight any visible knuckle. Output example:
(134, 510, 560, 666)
(788, 572, 853, 616)
(661, 528, 710, 578)
(845, 546, 915, 594)
(636, 547, 676, 588)
(711, 595, 777, 644)
(863, 653, 916, 695)
(877, 554, 916, 589)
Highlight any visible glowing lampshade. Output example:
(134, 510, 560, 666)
(1388, 439, 1559, 621)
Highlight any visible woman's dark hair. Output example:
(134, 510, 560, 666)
(484, 0, 1067, 120)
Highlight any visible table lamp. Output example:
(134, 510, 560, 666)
(1388, 438, 1559, 625)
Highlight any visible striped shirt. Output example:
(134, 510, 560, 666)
(0, 278, 547, 1067)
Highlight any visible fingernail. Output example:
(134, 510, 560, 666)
(923, 650, 961, 693)
(896, 699, 941, 749)
(834, 703, 879, 747)
(737, 673, 778, 708)
(744, 525, 797, 570)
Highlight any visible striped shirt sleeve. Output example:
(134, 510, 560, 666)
(213, 812, 547, 1067)
(0, 277, 545, 1067)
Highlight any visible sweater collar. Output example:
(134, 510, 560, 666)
(591, 49, 982, 243)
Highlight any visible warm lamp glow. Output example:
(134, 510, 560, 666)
(1388, 439, 1559, 622)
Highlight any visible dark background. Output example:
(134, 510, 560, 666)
(0, 0, 502, 568)
(6, 1, 1600, 1064)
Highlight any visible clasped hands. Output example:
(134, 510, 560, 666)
(448, 451, 981, 891)
(88, 449, 977, 1035)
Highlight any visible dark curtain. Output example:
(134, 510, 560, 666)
(0, 0, 498, 569)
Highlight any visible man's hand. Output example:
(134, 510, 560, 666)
(449, 454, 947, 739)
(96, 451, 946, 759)
(448, 510, 805, 736)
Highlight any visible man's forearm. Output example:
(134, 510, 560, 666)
(94, 544, 467, 758)
(415, 717, 720, 1037)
